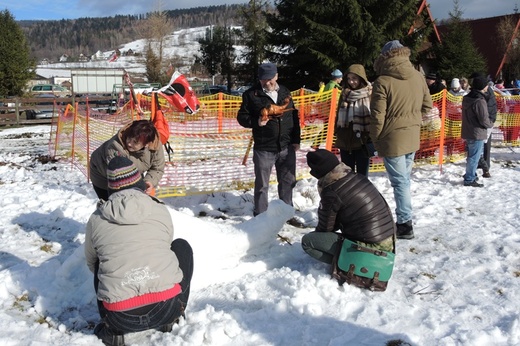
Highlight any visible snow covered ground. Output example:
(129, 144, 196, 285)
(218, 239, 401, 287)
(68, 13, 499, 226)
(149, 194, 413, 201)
(36, 26, 245, 79)
(0, 124, 519, 346)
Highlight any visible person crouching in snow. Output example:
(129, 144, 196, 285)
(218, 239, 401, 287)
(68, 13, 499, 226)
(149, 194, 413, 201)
(89, 120, 165, 201)
(85, 156, 193, 346)
(301, 149, 395, 266)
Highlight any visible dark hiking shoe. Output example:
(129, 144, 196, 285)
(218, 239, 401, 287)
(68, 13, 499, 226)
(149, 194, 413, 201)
(464, 180, 483, 187)
(158, 318, 180, 333)
(158, 307, 185, 333)
(94, 323, 124, 346)
(158, 322, 174, 333)
(396, 220, 414, 239)
(482, 171, 491, 178)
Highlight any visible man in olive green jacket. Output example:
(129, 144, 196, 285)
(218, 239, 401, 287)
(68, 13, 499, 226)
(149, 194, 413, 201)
(369, 40, 432, 240)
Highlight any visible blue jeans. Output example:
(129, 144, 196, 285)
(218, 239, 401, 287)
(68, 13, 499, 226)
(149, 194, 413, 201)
(464, 139, 484, 184)
(383, 153, 415, 224)
(94, 239, 193, 334)
(252, 146, 296, 215)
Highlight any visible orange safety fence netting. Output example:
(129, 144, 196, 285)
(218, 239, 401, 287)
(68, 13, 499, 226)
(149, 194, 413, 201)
(48, 89, 520, 198)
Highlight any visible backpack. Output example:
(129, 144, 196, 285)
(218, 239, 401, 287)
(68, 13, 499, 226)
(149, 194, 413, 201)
(151, 92, 173, 162)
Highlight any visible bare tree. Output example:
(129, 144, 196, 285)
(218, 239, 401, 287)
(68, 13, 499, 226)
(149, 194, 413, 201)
(496, 15, 520, 81)
(138, 0, 174, 84)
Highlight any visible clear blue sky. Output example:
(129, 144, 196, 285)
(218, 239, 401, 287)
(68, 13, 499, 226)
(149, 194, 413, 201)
(0, 0, 516, 21)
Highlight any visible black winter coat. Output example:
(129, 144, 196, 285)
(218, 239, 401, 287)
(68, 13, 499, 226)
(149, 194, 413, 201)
(316, 163, 395, 243)
(237, 83, 300, 152)
(485, 86, 498, 123)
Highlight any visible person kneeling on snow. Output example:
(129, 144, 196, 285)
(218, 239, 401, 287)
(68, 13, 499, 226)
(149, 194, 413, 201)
(84, 156, 193, 346)
(301, 149, 395, 276)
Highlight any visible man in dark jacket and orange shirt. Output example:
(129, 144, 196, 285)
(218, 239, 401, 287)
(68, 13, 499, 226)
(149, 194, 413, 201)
(301, 149, 395, 265)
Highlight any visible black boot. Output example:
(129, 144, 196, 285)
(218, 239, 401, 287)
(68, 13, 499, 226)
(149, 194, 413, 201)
(396, 220, 414, 239)
(94, 323, 124, 346)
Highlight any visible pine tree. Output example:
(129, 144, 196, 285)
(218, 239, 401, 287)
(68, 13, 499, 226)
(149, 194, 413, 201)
(0, 10, 36, 97)
(236, 0, 271, 84)
(264, 0, 423, 90)
(144, 46, 162, 84)
(196, 25, 237, 87)
(431, 1, 486, 81)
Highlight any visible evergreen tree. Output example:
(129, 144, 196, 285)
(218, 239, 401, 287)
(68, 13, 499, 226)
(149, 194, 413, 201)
(236, 0, 271, 84)
(196, 25, 236, 87)
(431, 1, 486, 81)
(144, 45, 162, 84)
(264, 0, 422, 90)
(0, 10, 35, 97)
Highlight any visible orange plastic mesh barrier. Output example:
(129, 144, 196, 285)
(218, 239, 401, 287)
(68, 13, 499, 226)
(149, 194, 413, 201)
(48, 89, 520, 198)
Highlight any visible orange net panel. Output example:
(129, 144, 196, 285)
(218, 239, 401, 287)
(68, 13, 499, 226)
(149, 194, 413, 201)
(48, 90, 520, 198)
(443, 92, 466, 163)
(496, 94, 520, 145)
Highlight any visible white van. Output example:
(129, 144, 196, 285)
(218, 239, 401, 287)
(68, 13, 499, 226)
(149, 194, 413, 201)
(29, 84, 71, 98)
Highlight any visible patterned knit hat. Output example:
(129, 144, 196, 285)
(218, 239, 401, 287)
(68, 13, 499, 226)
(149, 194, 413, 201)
(107, 156, 146, 196)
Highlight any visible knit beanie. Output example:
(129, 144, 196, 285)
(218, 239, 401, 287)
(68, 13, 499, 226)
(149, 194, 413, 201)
(451, 78, 460, 89)
(426, 73, 437, 81)
(107, 156, 147, 196)
(331, 69, 343, 78)
(306, 149, 340, 179)
(471, 76, 488, 91)
(381, 40, 403, 55)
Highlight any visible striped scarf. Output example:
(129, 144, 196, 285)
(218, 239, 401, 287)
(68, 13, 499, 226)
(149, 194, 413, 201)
(336, 85, 372, 132)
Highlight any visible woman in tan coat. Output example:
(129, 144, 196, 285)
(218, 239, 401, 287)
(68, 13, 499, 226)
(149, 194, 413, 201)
(89, 120, 165, 200)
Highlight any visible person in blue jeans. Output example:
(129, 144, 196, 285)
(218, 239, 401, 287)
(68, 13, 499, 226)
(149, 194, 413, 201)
(85, 157, 193, 346)
(461, 75, 493, 187)
(369, 40, 432, 239)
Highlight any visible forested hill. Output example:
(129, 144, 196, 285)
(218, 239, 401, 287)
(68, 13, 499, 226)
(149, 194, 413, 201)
(18, 5, 243, 62)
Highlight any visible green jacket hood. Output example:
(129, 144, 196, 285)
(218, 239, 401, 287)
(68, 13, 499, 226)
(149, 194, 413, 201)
(374, 46, 416, 81)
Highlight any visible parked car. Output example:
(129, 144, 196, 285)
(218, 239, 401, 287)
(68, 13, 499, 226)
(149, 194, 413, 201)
(25, 109, 59, 120)
(0, 100, 16, 114)
(197, 85, 242, 96)
(29, 84, 71, 98)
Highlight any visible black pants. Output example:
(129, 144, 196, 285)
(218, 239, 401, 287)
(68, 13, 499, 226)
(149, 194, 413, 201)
(340, 149, 370, 176)
(94, 238, 194, 334)
(478, 134, 492, 172)
(93, 185, 109, 201)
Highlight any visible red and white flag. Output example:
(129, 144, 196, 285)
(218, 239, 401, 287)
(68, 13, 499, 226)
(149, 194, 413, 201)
(159, 71, 200, 114)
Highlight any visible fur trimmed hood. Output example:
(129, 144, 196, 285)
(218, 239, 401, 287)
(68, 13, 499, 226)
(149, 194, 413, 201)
(317, 162, 351, 192)
(373, 46, 415, 80)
